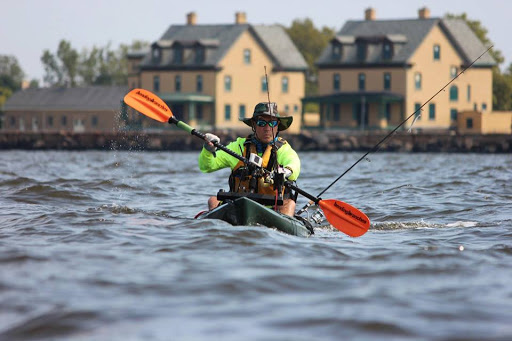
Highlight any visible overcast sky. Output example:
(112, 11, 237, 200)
(2, 0, 510, 83)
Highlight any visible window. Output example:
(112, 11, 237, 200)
(31, 117, 38, 131)
(282, 76, 289, 93)
(61, 116, 67, 126)
(152, 48, 160, 61)
(449, 85, 458, 101)
(173, 46, 183, 63)
(474, 103, 478, 110)
(47, 116, 53, 127)
(482, 103, 487, 111)
(195, 47, 205, 63)
(332, 43, 341, 59)
(244, 49, 251, 64)
(467, 85, 471, 102)
(450, 66, 457, 78)
(153, 76, 160, 92)
(357, 42, 366, 61)
(261, 77, 267, 92)
(175, 75, 181, 92)
(382, 43, 392, 60)
(284, 105, 289, 113)
(415, 73, 422, 90)
(225, 104, 231, 121)
(92, 116, 98, 126)
(333, 73, 340, 91)
(224, 76, 232, 92)
(383, 73, 391, 90)
(333, 103, 340, 121)
(429, 103, 436, 120)
(414, 103, 422, 120)
(196, 75, 203, 92)
(433, 44, 441, 60)
(9, 116, 15, 127)
(239, 104, 246, 119)
(385, 103, 391, 121)
(358, 73, 366, 91)
(450, 109, 458, 121)
(466, 118, 473, 129)
(294, 104, 299, 113)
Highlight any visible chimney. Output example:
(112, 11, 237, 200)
(418, 7, 430, 19)
(187, 12, 197, 25)
(235, 12, 247, 24)
(365, 8, 376, 21)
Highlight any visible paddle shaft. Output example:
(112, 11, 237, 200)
(169, 116, 250, 164)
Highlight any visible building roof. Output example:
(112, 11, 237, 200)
(140, 24, 307, 71)
(3, 86, 128, 111)
(317, 17, 496, 67)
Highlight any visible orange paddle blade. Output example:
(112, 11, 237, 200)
(124, 88, 173, 123)
(319, 199, 370, 237)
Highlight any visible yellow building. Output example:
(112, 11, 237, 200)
(305, 7, 496, 132)
(457, 110, 512, 134)
(128, 12, 307, 133)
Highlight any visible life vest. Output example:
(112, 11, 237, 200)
(229, 136, 287, 197)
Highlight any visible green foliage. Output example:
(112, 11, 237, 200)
(0, 55, 24, 91)
(41, 40, 149, 87)
(492, 68, 512, 110)
(0, 86, 13, 109)
(285, 19, 335, 96)
(0, 55, 25, 111)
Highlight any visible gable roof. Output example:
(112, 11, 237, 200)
(317, 17, 495, 67)
(140, 23, 307, 71)
(3, 86, 128, 111)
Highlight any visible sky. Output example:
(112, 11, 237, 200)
(1, 0, 510, 84)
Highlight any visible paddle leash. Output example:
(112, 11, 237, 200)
(123, 88, 370, 237)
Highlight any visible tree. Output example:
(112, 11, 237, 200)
(41, 40, 79, 87)
(0, 55, 25, 91)
(43, 39, 148, 87)
(285, 18, 335, 102)
(0, 55, 25, 120)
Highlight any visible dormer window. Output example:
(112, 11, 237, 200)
(356, 42, 366, 61)
(195, 46, 205, 63)
(152, 48, 161, 62)
(332, 43, 342, 60)
(173, 45, 183, 64)
(382, 42, 392, 60)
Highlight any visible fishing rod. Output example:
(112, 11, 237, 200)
(296, 45, 493, 216)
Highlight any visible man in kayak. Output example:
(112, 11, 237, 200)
(198, 102, 300, 217)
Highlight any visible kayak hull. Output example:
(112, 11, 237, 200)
(197, 197, 312, 237)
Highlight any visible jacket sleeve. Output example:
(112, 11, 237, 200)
(277, 143, 301, 181)
(198, 138, 244, 173)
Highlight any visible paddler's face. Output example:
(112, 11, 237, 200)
(253, 116, 279, 144)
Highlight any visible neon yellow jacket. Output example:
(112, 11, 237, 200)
(198, 137, 300, 181)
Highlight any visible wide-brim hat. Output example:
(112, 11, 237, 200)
(240, 102, 293, 131)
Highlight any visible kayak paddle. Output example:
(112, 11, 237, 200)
(123, 88, 370, 237)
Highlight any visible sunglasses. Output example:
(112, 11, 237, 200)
(255, 119, 279, 127)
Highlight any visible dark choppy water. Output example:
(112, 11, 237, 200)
(1, 150, 511, 340)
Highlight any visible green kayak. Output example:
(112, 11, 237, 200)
(196, 195, 313, 237)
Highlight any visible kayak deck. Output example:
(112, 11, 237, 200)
(196, 197, 313, 237)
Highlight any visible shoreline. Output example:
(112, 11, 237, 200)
(1, 131, 510, 153)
